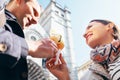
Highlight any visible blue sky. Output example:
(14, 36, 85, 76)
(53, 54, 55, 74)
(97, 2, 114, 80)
(38, 0, 120, 67)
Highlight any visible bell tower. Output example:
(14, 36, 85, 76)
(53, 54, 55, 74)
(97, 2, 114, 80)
(39, 0, 77, 79)
(24, 0, 78, 79)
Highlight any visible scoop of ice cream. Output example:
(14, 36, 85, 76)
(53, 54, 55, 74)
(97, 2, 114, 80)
(50, 35, 64, 50)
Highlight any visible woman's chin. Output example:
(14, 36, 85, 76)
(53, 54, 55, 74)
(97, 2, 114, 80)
(88, 43, 96, 49)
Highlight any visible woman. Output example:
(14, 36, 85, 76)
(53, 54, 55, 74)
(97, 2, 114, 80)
(46, 19, 120, 80)
(83, 19, 120, 80)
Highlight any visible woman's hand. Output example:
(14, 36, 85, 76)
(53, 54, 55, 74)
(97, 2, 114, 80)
(46, 54, 70, 80)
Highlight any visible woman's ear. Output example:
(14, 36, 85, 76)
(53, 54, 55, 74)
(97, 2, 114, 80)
(106, 23, 114, 32)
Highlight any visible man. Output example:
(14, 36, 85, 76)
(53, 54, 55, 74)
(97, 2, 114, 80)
(6, 0, 57, 58)
(0, 0, 58, 80)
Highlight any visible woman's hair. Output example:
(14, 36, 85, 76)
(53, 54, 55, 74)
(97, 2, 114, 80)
(90, 19, 120, 40)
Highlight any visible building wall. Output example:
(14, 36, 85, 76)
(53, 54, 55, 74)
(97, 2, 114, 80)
(39, 1, 77, 79)
(77, 60, 92, 80)
(24, 0, 78, 79)
(24, 24, 49, 66)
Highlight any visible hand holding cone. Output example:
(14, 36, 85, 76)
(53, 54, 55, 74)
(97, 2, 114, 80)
(50, 35, 64, 65)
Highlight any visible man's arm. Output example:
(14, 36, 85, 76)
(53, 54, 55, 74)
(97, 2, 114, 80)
(0, 29, 28, 68)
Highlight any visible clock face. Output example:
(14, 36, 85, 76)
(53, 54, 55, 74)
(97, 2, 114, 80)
(24, 29, 42, 41)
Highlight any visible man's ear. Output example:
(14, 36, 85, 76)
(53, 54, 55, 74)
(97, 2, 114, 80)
(16, 0, 22, 6)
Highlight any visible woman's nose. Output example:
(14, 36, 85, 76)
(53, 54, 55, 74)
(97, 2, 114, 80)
(83, 31, 87, 38)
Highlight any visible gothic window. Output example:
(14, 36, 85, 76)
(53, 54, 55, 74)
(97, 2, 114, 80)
(61, 14, 64, 17)
(55, 10, 59, 14)
(24, 29, 42, 41)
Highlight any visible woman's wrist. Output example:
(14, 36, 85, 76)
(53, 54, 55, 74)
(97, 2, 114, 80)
(58, 74, 70, 80)
(66, 74, 71, 80)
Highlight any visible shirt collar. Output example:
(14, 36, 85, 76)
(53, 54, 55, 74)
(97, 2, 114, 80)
(5, 9, 17, 21)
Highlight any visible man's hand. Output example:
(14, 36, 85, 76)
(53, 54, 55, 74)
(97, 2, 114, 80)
(26, 38, 58, 58)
